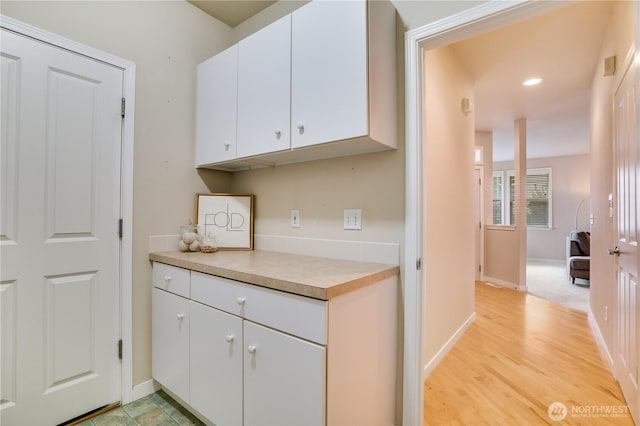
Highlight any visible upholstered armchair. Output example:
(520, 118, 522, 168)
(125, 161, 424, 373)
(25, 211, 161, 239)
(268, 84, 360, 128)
(567, 230, 590, 284)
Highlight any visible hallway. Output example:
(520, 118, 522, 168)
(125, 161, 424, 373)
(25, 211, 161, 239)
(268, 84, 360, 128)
(423, 282, 633, 425)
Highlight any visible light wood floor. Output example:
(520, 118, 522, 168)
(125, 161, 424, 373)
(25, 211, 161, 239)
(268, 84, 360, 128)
(424, 282, 634, 425)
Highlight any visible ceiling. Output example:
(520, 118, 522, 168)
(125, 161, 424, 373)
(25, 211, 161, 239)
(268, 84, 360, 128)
(188, 0, 276, 27)
(190, 0, 613, 162)
(449, 1, 613, 161)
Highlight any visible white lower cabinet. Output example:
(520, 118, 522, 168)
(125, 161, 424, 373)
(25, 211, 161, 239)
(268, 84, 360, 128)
(189, 301, 243, 425)
(152, 262, 397, 425)
(152, 288, 190, 404)
(153, 264, 327, 425)
(244, 321, 325, 426)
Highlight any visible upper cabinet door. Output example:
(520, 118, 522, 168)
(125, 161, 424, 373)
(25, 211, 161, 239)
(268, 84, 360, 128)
(291, 0, 368, 149)
(196, 45, 238, 166)
(237, 15, 291, 158)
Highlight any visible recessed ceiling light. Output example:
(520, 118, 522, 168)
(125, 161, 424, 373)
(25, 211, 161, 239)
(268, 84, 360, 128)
(523, 78, 542, 86)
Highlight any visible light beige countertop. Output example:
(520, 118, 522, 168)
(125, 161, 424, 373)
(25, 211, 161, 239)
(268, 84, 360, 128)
(149, 250, 399, 301)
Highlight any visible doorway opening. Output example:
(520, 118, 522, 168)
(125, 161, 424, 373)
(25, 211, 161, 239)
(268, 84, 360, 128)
(403, 0, 631, 423)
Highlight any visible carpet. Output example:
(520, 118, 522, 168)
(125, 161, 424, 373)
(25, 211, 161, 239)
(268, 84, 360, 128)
(526, 259, 590, 312)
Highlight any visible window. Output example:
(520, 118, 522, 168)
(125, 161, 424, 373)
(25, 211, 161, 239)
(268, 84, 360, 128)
(492, 168, 552, 228)
(492, 171, 504, 225)
(524, 168, 552, 228)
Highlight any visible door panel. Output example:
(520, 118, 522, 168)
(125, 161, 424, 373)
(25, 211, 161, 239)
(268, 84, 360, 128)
(244, 321, 325, 426)
(613, 54, 639, 424)
(46, 68, 101, 238)
(152, 289, 190, 403)
(190, 301, 242, 425)
(0, 29, 123, 425)
(1, 53, 19, 245)
(237, 15, 291, 158)
(291, 0, 368, 148)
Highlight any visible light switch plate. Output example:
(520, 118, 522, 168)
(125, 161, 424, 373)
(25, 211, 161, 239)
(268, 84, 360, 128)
(344, 209, 362, 230)
(291, 209, 300, 228)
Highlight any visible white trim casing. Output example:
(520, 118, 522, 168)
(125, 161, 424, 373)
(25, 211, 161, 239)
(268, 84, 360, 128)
(588, 312, 614, 371)
(482, 276, 527, 292)
(0, 15, 136, 405)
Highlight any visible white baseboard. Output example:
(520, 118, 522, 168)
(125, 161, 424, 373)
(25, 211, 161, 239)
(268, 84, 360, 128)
(527, 257, 565, 265)
(132, 379, 161, 401)
(423, 312, 476, 379)
(149, 234, 401, 265)
(483, 276, 526, 292)
(588, 311, 614, 372)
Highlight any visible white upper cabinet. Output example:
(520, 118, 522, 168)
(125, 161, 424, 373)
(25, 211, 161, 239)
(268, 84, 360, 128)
(291, 0, 368, 148)
(237, 15, 291, 158)
(195, 45, 238, 166)
(195, 0, 396, 170)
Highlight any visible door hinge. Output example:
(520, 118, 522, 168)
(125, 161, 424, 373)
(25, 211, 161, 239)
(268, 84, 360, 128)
(118, 218, 123, 239)
(479, 264, 482, 273)
(118, 339, 122, 360)
(479, 178, 482, 186)
(121, 98, 126, 118)
(416, 258, 422, 270)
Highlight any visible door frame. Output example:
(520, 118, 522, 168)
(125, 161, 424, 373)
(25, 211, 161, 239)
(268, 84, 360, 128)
(403, 1, 561, 423)
(474, 165, 484, 281)
(0, 15, 136, 405)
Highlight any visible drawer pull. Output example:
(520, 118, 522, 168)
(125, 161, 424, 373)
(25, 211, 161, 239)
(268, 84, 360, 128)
(176, 313, 185, 320)
(226, 334, 235, 343)
(247, 345, 257, 355)
(236, 297, 246, 306)
(164, 275, 172, 282)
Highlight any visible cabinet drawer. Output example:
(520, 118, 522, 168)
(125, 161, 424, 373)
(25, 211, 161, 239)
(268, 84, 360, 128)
(153, 263, 190, 298)
(191, 272, 327, 344)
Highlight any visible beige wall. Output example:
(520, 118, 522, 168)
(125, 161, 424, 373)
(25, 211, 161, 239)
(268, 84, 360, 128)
(0, 0, 234, 385)
(422, 45, 475, 367)
(484, 227, 521, 286)
(589, 0, 634, 354)
(527, 155, 590, 261)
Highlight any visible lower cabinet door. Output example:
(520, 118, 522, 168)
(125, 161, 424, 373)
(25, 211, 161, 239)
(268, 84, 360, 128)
(244, 321, 326, 426)
(152, 288, 190, 403)
(189, 301, 243, 425)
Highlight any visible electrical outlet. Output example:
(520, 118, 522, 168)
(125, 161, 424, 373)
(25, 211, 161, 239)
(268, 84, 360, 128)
(344, 209, 362, 230)
(291, 209, 300, 228)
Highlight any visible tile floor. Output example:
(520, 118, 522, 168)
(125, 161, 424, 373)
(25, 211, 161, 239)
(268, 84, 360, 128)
(79, 390, 204, 426)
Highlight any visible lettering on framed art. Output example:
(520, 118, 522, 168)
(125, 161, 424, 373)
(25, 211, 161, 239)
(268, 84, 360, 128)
(195, 193, 254, 250)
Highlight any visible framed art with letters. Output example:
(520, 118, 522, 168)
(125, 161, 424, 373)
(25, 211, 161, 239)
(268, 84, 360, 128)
(195, 193, 254, 250)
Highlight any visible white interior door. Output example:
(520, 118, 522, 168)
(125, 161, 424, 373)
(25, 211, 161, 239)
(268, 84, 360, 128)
(0, 29, 123, 425)
(613, 52, 639, 424)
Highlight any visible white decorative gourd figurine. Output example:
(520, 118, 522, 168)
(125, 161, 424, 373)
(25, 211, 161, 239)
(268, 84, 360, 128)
(179, 221, 202, 252)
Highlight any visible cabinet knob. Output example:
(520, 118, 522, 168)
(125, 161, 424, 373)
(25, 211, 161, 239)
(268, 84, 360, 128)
(226, 334, 235, 343)
(224, 141, 230, 151)
(274, 129, 282, 139)
(164, 275, 172, 282)
(236, 297, 246, 306)
(297, 123, 305, 134)
(247, 345, 257, 355)
(176, 313, 185, 320)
